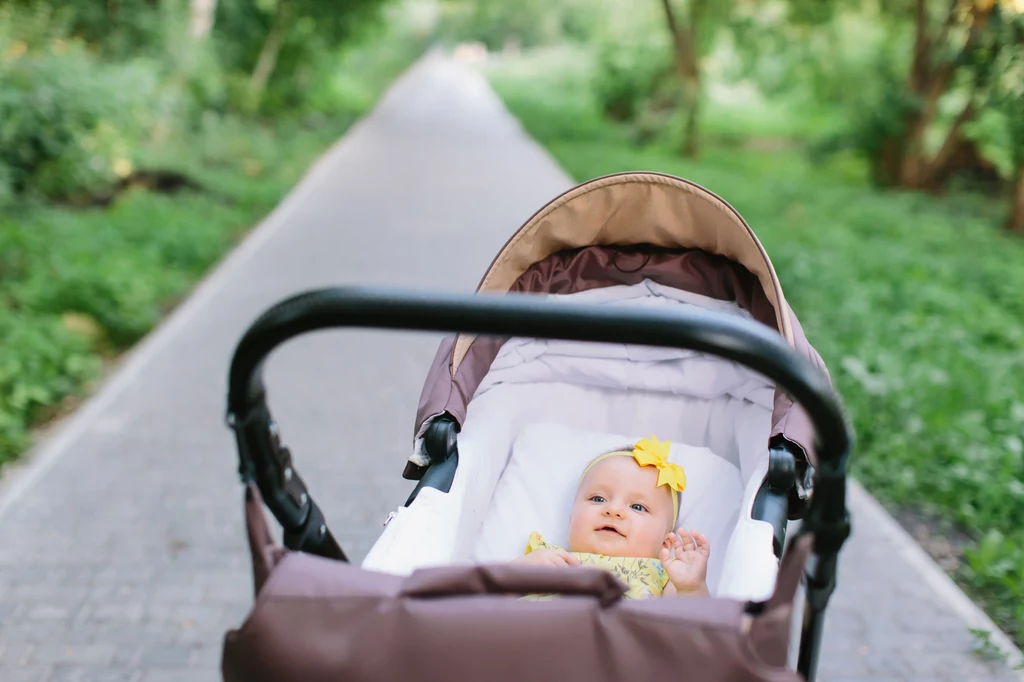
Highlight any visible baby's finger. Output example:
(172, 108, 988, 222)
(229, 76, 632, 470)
(543, 552, 563, 566)
(659, 546, 672, 564)
(674, 528, 695, 551)
(559, 550, 582, 566)
(669, 531, 685, 554)
(692, 530, 711, 555)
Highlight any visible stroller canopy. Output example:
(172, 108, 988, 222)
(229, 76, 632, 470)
(411, 172, 831, 475)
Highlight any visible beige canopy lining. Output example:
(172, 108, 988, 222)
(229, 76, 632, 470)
(451, 172, 794, 374)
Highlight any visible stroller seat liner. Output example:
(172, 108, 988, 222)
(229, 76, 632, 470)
(365, 282, 782, 600)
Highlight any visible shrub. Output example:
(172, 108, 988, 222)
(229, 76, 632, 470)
(0, 29, 163, 201)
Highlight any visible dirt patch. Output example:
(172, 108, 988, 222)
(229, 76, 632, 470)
(892, 505, 975, 573)
(54, 169, 227, 208)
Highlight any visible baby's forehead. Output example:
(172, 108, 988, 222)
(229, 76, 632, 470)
(580, 455, 659, 490)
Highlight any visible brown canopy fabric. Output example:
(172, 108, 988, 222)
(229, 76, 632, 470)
(409, 173, 831, 478)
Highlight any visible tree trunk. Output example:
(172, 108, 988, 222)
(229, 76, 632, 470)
(246, 0, 288, 113)
(1008, 166, 1024, 234)
(659, 0, 704, 158)
(190, 0, 217, 40)
(918, 98, 976, 190)
(681, 73, 700, 158)
(873, 0, 993, 190)
(887, 0, 936, 187)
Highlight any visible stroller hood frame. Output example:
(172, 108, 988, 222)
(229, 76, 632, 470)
(225, 285, 853, 681)
(408, 173, 831, 505)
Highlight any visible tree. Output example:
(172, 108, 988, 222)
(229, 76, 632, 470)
(190, 0, 217, 40)
(655, 0, 736, 157)
(770, 0, 1020, 191)
(659, 0, 706, 157)
(988, 3, 1024, 232)
(214, 0, 390, 112)
(869, 0, 1005, 190)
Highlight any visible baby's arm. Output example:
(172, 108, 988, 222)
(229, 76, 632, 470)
(660, 528, 710, 597)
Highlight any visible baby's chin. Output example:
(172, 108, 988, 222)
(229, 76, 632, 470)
(571, 534, 655, 558)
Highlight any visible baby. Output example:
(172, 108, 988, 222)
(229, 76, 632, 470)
(512, 436, 710, 599)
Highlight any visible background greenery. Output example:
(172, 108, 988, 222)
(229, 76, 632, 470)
(432, 0, 1024, 649)
(0, 0, 433, 462)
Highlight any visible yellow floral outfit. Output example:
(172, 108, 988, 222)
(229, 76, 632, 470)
(520, 531, 669, 601)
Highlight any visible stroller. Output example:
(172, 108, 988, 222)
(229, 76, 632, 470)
(221, 172, 852, 682)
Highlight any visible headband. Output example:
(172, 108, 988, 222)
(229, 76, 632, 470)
(580, 436, 686, 520)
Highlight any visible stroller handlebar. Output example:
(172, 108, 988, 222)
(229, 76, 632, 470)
(227, 285, 851, 463)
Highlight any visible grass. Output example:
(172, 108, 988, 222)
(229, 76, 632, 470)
(0, 115, 344, 460)
(0, 32, 427, 466)
(484, 46, 1024, 647)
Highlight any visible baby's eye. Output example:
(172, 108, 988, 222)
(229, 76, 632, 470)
(589, 495, 606, 503)
(630, 503, 648, 513)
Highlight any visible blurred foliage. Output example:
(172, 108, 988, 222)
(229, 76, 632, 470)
(433, 0, 602, 50)
(725, 0, 1024, 192)
(0, 0, 431, 461)
(437, 0, 1022, 220)
(487, 42, 1024, 644)
(0, 27, 167, 202)
(213, 0, 391, 112)
(0, 0, 430, 203)
(0, 117, 339, 459)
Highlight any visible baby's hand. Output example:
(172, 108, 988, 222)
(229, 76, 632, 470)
(511, 548, 582, 569)
(660, 528, 710, 597)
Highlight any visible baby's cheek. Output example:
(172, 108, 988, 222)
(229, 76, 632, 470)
(566, 511, 586, 546)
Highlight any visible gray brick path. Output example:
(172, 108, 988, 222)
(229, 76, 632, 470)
(0, 51, 1020, 682)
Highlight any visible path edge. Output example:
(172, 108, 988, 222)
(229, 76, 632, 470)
(0, 52, 432, 522)
(848, 479, 1024, 676)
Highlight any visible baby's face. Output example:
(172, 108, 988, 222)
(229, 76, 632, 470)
(567, 455, 676, 558)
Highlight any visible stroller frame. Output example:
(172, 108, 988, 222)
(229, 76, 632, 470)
(225, 285, 852, 681)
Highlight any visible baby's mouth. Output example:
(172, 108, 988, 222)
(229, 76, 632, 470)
(596, 525, 625, 538)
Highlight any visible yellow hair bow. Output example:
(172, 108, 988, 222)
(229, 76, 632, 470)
(632, 436, 687, 493)
(579, 436, 686, 521)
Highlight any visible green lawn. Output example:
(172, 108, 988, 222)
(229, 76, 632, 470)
(0, 12, 428, 465)
(0, 115, 348, 461)
(485, 47, 1024, 646)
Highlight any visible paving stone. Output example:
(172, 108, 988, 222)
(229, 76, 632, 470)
(141, 669, 220, 682)
(29, 644, 117, 667)
(135, 646, 196, 669)
(2, 667, 54, 682)
(49, 665, 142, 682)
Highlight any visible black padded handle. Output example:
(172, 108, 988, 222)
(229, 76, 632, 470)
(228, 285, 850, 461)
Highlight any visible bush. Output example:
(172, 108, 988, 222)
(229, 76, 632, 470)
(0, 114, 344, 465)
(0, 34, 165, 201)
(0, 0, 428, 468)
(593, 35, 672, 124)
(0, 307, 99, 458)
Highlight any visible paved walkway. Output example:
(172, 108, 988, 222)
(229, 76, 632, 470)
(0, 52, 1019, 682)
